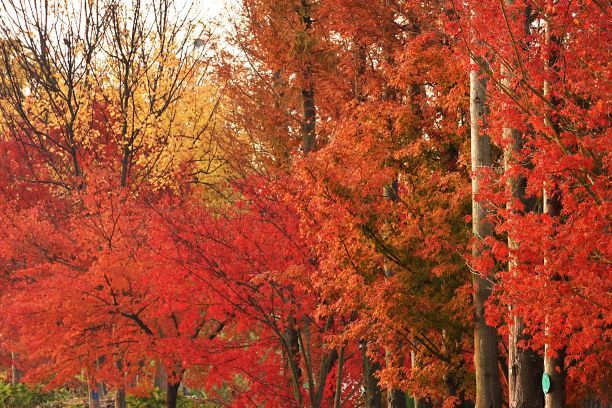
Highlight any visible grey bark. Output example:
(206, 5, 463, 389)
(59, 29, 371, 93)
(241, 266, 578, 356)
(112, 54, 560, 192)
(411, 351, 433, 408)
(502, 1, 545, 405)
(543, 7, 565, 406)
(115, 388, 126, 408)
(508, 312, 544, 408)
(333, 346, 346, 408)
(387, 389, 407, 408)
(300, 0, 316, 154)
(470, 57, 503, 408)
(361, 340, 383, 408)
(543, 340, 565, 408)
(382, 181, 406, 408)
(543, 190, 565, 408)
(155, 361, 168, 391)
(504, 95, 544, 408)
(11, 352, 22, 386)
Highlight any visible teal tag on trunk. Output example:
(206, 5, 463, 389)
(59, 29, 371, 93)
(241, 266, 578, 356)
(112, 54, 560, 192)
(542, 373, 551, 394)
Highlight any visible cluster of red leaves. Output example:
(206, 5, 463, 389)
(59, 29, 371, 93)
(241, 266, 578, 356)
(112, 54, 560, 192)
(461, 0, 611, 400)
(0, 0, 609, 406)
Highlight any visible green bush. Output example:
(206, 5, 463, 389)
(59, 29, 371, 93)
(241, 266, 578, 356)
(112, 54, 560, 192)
(0, 382, 72, 408)
(127, 388, 216, 408)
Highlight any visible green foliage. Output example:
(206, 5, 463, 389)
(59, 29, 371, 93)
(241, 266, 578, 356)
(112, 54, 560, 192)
(127, 388, 219, 408)
(0, 382, 74, 408)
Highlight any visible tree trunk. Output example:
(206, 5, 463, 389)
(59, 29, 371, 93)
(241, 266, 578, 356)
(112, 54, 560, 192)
(333, 346, 346, 408)
(115, 388, 126, 408)
(502, 2, 545, 405)
(301, 83, 316, 154)
(508, 313, 544, 408)
(543, 192, 565, 408)
(411, 351, 433, 408)
(312, 347, 338, 408)
(155, 361, 168, 391)
(504, 102, 544, 408)
(300, 1, 316, 154)
(446, 370, 476, 408)
(580, 395, 604, 408)
(166, 381, 180, 408)
(10, 352, 22, 386)
(543, 344, 565, 408)
(386, 389, 407, 408)
(283, 316, 303, 405)
(470, 57, 503, 408)
(361, 341, 383, 408)
(543, 4, 565, 405)
(382, 181, 406, 408)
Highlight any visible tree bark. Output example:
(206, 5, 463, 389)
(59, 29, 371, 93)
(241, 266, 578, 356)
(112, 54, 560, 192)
(387, 389, 407, 408)
(166, 381, 180, 408)
(504, 101, 544, 408)
(300, 0, 316, 154)
(283, 315, 303, 405)
(501, 2, 545, 405)
(508, 314, 544, 408)
(312, 347, 338, 408)
(115, 388, 126, 408)
(10, 352, 22, 386)
(155, 361, 168, 391)
(333, 346, 345, 408)
(580, 395, 604, 408)
(382, 181, 407, 408)
(470, 57, 503, 408)
(411, 351, 433, 408)
(543, 4, 565, 405)
(543, 345, 565, 408)
(543, 187, 565, 408)
(361, 340, 383, 408)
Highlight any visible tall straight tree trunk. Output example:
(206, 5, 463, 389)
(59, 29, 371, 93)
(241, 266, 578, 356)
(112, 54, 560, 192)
(300, 0, 316, 155)
(503, 51, 544, 408)
(508, 312, 544, 408)
(115, 388, 126, 408)
(353, 40, 384, 407)
(382, 181, 407, 408)
(387, 389, 407, 408)
(281, 2, 317, 402)
(352, 41, 384, 407)
(543, 3, 565, 405)
(301, 78, 316, 154)
(333, 346, 346, 408)
(114, 359, 127, 408)
(470, 57, 503, 408)
(411, 351, 433, 408)
(283, 314, 302, 405)
(543, 339, 565, 408)
(361, 340, 383, 408)
(543, 190, 565, 408)
(154, 361, 168, 391)
(10, 352, 22, 386)
(166, 381, 180, 408)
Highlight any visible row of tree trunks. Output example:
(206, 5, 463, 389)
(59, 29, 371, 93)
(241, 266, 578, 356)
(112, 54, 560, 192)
(470, 0, 576, 405)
